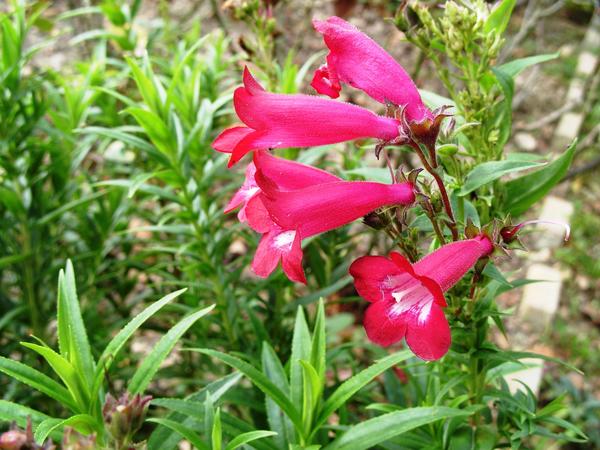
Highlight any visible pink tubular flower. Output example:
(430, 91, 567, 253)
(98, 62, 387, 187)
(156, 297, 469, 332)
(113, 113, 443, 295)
(349, 236, 494, 361)
(312, 16, 432, 123)
(226, 151, 416, 283)
(212, 68, 401, 167)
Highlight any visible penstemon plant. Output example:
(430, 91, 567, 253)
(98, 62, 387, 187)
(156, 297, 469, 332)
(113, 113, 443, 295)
(210, 3, 585, 448)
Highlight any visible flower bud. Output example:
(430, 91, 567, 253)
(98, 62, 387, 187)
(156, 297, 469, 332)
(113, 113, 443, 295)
(363, 210, 390, 230)
(103, 392, 152, 443)
(0, 430, 28, 450)
(62, 428, 96, 450)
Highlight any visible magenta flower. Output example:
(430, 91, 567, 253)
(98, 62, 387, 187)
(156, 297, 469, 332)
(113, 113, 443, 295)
(226, 151, 416, 283)
(312, 16, 432, 123)
(349, 236, 494, 360)
(212, 68, 401, 167)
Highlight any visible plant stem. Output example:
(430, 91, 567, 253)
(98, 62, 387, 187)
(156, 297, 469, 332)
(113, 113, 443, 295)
(412, 145, 459, 240)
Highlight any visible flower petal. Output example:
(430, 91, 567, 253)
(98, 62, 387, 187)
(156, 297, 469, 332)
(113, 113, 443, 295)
(257, 176, 415, 238)
(227, 68, 401, 166)
(404, 301, 451, 361)
(245, 195, 276, 233)
(224, 163, 258, 222)
(251, 228, 305, 283)
(253, 150, 339, 189)
(350, 255, 405, 303)
(281, 229, 306, 284)
(414, 236, 493, 291)
(212, 126, 254, 154)
(311, 64, 341, 98)
(363, 298, 408, 347)
(313, 16, 431, 122)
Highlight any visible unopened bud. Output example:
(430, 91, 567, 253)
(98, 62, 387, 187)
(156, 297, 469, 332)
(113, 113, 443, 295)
(0, 430, 27, 450)
(363, 210, 390, 230)
(103, 392, 152, 443)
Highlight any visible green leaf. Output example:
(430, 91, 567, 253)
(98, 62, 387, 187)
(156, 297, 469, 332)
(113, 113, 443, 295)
(459, 159, 545, 195)
(225, 431, 278, 450)
(191, 349, 303, 432)
(21, 342, 89, 411)
(34, 414, 99, 444)
(126, 56, 162, 115)
(148, 373, 242, 450)
(290, 307, 312, 412)
(484, 0, 516, 35)
(147, 418, 209, 450)
(310, 299, 326, 384)
(323, 407, 472, 450)
(38, 190, 107, 225)
(0, 401, 50, 428)
(419, 89, 456, 110)
(57, 261, 96, 389)
(311, 350, 412, 439)
(92, 289, 186, 402)
(491, 67, 515, 151)
(212, 408, 223, 450)
(261, 343, 294, 448)
(504, 140, 576, 216)
(299, 360, 321, 435)
(497, 53, 559, 78)
(482, 264, 511, 287)
(0, 357, 77, 412)
(126, 107, 175, 158)
(128, 304, 214, 395)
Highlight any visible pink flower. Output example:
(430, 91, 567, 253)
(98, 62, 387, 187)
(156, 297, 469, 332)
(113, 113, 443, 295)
(226, 151, 416, 283)
(349, 236, 494, 360)
(312, 16, 432, 123)
(212, 68, 401, 167)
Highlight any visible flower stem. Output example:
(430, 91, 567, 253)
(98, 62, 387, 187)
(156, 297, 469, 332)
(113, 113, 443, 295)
(412, 145, 459, 240)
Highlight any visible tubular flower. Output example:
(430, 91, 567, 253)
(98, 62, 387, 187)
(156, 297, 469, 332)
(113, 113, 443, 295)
(312, 16, 432, 123)
(226, 151, 416, 283)
(212, 68, 401, 167)
(349, 235, 494, 360)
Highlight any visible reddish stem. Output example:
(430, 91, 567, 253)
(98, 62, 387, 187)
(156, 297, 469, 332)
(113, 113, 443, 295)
(412, 144, 459, 241)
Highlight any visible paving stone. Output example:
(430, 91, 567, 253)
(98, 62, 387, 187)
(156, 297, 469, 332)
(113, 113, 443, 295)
(555, 112, 584, 147)
(514, 132, 537, 152)
(565, 79, 584, 104)
(505, 358, 544, 395)
(576, 51, 599, 77)
(518, 264, 562, 327)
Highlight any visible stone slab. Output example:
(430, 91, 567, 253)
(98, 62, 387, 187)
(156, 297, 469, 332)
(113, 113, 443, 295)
(518, 264, 563, 327)
(505, 358, 544, 395)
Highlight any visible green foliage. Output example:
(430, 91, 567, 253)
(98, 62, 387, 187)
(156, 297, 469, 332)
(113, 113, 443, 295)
(0, 260, 213, 446)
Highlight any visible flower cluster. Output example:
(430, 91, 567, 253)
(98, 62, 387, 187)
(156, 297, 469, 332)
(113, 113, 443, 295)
(213, 17, 504, 361)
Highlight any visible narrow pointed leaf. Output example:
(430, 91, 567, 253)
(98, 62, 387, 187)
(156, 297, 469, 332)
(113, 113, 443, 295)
(34, 414, 99, 444)
(312, 350, 412, 437)
(93, 289, 186, 397)
(129, 304, 215, 395)
(191, 349, 303, 432)
(323, 407, 472, 450)
(504, 140, 576, 216)
(21, 342, 89, 411)
(57, 261, 95, 388)
(147, 418, 209, 450)
(0, 357, 77, 411)
(290, 307, 311, 411)
(225, 431, 278, 450)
